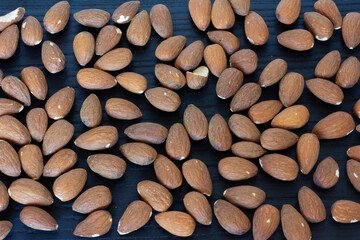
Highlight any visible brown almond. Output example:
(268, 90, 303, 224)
(218, 156, 258, 181)
(357, 124, 360, 133)
(94, 48, 132, 71)
(72, 186, 112, 214)
(45, 86, 75, 120)
(183, 104, 208, 141)
(204, 44, 227, 77)
(342, 12, 360, 50)
(0, 98, 23, 116)
(43, 1, 70, 34)
(259, 58, 287, 87)
(155, 211, 195, 237)
(211, 0, 235, 30)
(74, 9, 110, 28)
(18, 144, 43, 180)
(26, 108, 48, 143)
(166, 123, 191, 161)
(127, 10, 151, 46)
(75, 125, 118, 151)
(21, 66, 48, 100)
(0, 24, 19, 59)
(112, 1, 140, 24)
(87, 154, 126, 180)
(186, 66, 209, 90)
(77, 68, 117, 90)
(331, 200, 360, 223)
(0, 140, 21, 177)
(145, 87, 181, 112)
(116, 72, 147, 94)
(306, 78, 344, 105)
(137, 180, 173, 212)
(249, 100, 283, 124)
(276, 0, 301, 24)
(347, 145, 360, 161)
(175, 40, 204, 71)
(74, 210, 112, 237)
(1, 76, 31, 106)
(0, 181, 9, 212)
(208, 113, 232, 151)
(80, 94, 102, 128)
(277, 29, 314, 51)
(120, 142, 157, 166)
(183, 191, 212, 225)
(155, 63, 186, 90)
(297, 133, 320, 175)
(43, 148, 77, 177)
(73, 31, 95, 66)
(245, 11, 269, 45)
(253, 204, 280, 240)
(0, 221, 12, 240)
(298, 186, 326, 223)
(105, 98, 142, 120)
(0, 115, 31, 145)
(216, 67, 243, 99)
(315, 50, 341, 79)
(41, 41, 65, 73)
(230, 49, 257, 74)
(231, 141, 266, 159)
(313, 156, 339, 189)
(154, 154, 182, 189)
(155, 35, 186, 61)
(182, 159, 212, 196)
(336, 56, 360, 88)
(347, 159, 360, 192)
(230, 0, 250, 16)
(260, 128, 298, 151)
(281, 204, 311, 240)
(228, 114, 260, 142)
(150, 4, 173, 38)
(0, 7, 25, 31)
(259, 154, 299, 181)
(224, 185, 265, 209)
(279, 72, 304, 107)
(230, 82, 262, 112)
(42, 119, 74, 156)
(53, 168, 87, 202)
(95, 25, 122, 56)
(188, 0, 211, 31)
(271, 105, 310, 130)
(21, 16, 43, 46)
(314, 0, 342, 30)
(20, 206, 57, 231)
(304, 12, 334, 41)
(207, 30, 240, 55)
(124, 122, 168, 144)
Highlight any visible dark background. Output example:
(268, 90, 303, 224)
(0, 0, 360, 239)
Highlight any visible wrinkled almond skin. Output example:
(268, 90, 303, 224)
(228, 114, 261, 142)
(230, 49, 257, 75)
(347, 159, 360, 192)
(231, 141, 266, 159)
(253, 204, 280, 240)
(0, 24, 19, 60)
(230, 0, 250, 16)
(249, 100, 283, 124)
(53, 168, 87, 202)
(306, 78, 344, 105)
(271, 105, 310, 130)
(94, 48, 133, 71)
(175, 40, 204, 71)
(0, 98, 23, 116)
(41, 41, 65, 73)
(155, 35, 186, 61)
(1, 76, 31, 106)
(313, 156, 339, 189)
(331, 200, 360, 223)
(72, 186, 112, 214)
(315, 50, 341, 79)
(259, 154, 299, 181)
(277, 29, 314, 51)
(347, 145, 360, 161)
(105, 98, 142, 120)
(77, 68, 117, 90)
(342, 12, 360, 50)
(183, 191, 212, 225)
(124, 122, 168, 144)
(127, 10, 151, 46)
(224, 185, 266, 209)
(155, 211, 196, 237)
(208, 113, 232, 151)
(80, 94, 102, 128)
(154, 154, 182, 189)
(204, 44, 227, 77)
(73, 9, 110, 28)
(116, 72, 147, 94)
(21, 16, 43, 46)
(245, 11, 269, 45)
(336, 56, 360, 89)
(21, 66, 48, 100)
(188, 0, 211, 31)
(96, 25, 122, 56)
(207, 30, 240, 55)
(182, 159, 212, 196)
(230, 83, 262, 112)
(216, 68, 243, 99)
(314, 0, 342, 30)
(0, 221, 12, 239)
(20, 206, 58, 231)
(276, 0, 301, 24)
(18, 144, 43, 180)
(120, 142, 157, 166)
(73, 31, 95, 66)
(42, 119, 74, 156)
(0, 181, 9, 212)
(0, 140, 21, 177)
(186, 66, 209, 90)
(112, 1, 140, 24)
(137, 180, 173, 212)
(281, 204, 312, 240)
(211, 0, 235, 30)
(259, 58, 287, 87)
(43, 148, 77, 177)
(145, 87, 181, 112)
(166, 123, 191, 161)
(183, 104, 208, 141)
(304, 12, 334, 41)
(0, 7, 25, 31)
(260, 128, 298, 151)
(43, 1, 70, 34)
(297, 133, 320, 175)
(75, 126, 118, 151)
(73, 210, 112, 238)
(150, 4, 173, 38)
(279, 72, 304, 107)
(155, 63, 186, 90)
(298, 186, 326, 223)
(26, 108, 48, 143)
(0, 115, 31, 146)
(45, 86, 75, 120)
(218, 156, 258, 181)
(87, 154, 126, 180)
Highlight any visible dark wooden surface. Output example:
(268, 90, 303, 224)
(0, 0, 360, 239)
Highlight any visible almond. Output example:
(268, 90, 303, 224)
(312, 111, 355, 139)
(87, 154, 126, 180)
(186, 66, 209, 90)
(342, 12, 360, 50)
(126, 10, 151, 46)
(20, 206, 57, 231)
(74, 9, 110, 28)
(155, 63, 186, 90)
(0, 115, 31, 145)
(304, 12, 334, 41)
(8, 178, 53, 206)
(208, 113, 232, 151)
(112, 1, 140, 24)
(166, 123, 191, 160)
(0, 140, 21, 177)
(73, 31, 95, 66)
(279, 72, 304, 107)
(261, 128, 298, 151)
(230, 82, 262, 112)
(281, 204, 311, 240)
(18, 144, 43, 180)
(315, 50, 341, 79)
(53, 168, 87, 202)
(1, 76, 31, 106)
(229, 0, 250, 16)
(245, 11, 269, 45)
(297, 133, 320, 175)
(228, 114, 260, 142)
(45, 86, 75, 120)
(276, 0, 301, 24)
(145, 87, 181, 112)
(216, 67, 243, 99)
(313, 156, 339, 189)
(0, 24, 19, 59)
(43, 1, 70, 34)
(277, 29, 314, 51)
(298, 186, 326, 223)
(116, 72, 147, 94)
(249, 100, 283, 124)
(347, 159, 360, 192)
(214, 199, 251, 235)
(75, 125, 118, 151)
(0, 181, 9, 212)
(259, 154, 299, 181)
(183, 104, 208, 141)
(0, 98, 23, 116)
(80, 94, 102, 128)
(21, 66, 48, 100)
(183, 191, 212, 225)
(73, 210, 112, 237)
(95, 25, 122, 56)
(211, 0, 235, 30)
(105, 98, 142, 120)
(0, 7, 25, 31)
(230, 49, 257, 74)
(150, 4, 173, 38)
(207, 30, 240, 55)
(336, 56, 360, 88)
(188, 0, 211, 31)
(314, 0, 342, 30)
(204, 44, 227, 77)
(124, 122, 168, 144)
(218, 156, 258, 181)
(94, 48, 132, 71)
(259, 58, 287, 87)
(43, 119, 74, 156)
(154, 154, 182, 189)
(77, 68, 117, 90)
(137, 180, 173, 212)
(155, 35, 186, 61)
(182, 159, 212, 196)
(43, 148, 77, 177)
(26, 108, 48, 143)
(0, 221, 12, 239)
(21, 16, 43, 46)
(231, 141, 266, 159)
(252, 204, 280, 240)
(224, 185, 265, 209)
(155, 211, 195, 237)
(72, 186, 111, 214)
(175, 40, 204, 71)
(306, 78, 344, 105)
(331, 200, 360, 223)
(41, 40, 65, 73)
(120, 142, 157, 166)
(117, 200, 152, 235)
(357, 124, 360, 133)
(271, 105, 310, 129)
(347, 145, 360, 161)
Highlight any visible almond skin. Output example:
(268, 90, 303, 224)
(276, 0, 301, 24)
(229, 0, 250, 16)
(304, 11, 334, 41)
(0, 181, 9, 212)
(259, 58, 287, 87)
(183, 104, 208, 141)
(277, 29, 314, 51)
(207, 30, 240, 55)
(155, 211, 195, 237)
(230, 49, 258, 75)
(245, 11, 269, 45)
(0, 115, 31, 145)
(72, 186, 112, 214)
(313, 156, 339, 189)
(204, 44, 227, 77)
(347, 145, 360, 161)
(155, 35, 186, 61)
(154, 154, 182, 189)
(230, 83, 262, 112)
(342, 12, 360, 50)
(0, 98, 24, 116)
(80, 94, 102, 128)
(94, 48, 133, 71)
(87, 154, 126, 180)
(0, 24, 19, 59)
(208, 113, 232, 151)
(175, 40, 204, 71)
(145, 87, 181, 112)
(271, 105, 310, 130)
(43, 148, 77, 177)
(224, 185, 266, 209)
(41, 41, 65, 74)
(298, 186, 326, 223)
(26, 108, 48, 143)
(124, 122, 168, 144)
(112, 1, 140, 24)
(73, 9, 110, 28)
(43, 1, 70, 34)
(253, 204, 280, 240)
(42, 119, 74, 156)
(21, 16, 43, 46)
(297, 133, 320, 175)
(259, 154, 299, 181)
(155, 63, 186, 90)
(105, 98, 142, 120)
(73, 210, 112, 238)
(74, 126, 118, 151)
(53, 168, 87, 202)
(183, 191, 212, 225)
(117, 200, 152, 235)
(336, 56, 360, 88)
(18, 144, 43, 180)
(95, 25, 122, 56)
(347, 159, 360, 192)
(231, 141, 266, 159)
(77, 68, 117, 90)
(211, 0, 235, 30)
(186, 66, 210, 90)
(127, 10, 151, 46)
(261, 128, 298, 151)
(214, 199, 251, 235)
(0, 7, 25, 31)
(150, 4, 173, 38)
(279, 72, 304, 107)
(182, 159, 212, 196)
(137, 180, 173, 212)
(281, 204, 311, 240)
(0, 221, 12, 239)
(314, 0, 342, 30)
(218, 156, 258, 181)
(249, 100, 283, 124)
(20, 206, 58, 231)
(120, 142, 157, 166)
(0, 140, 21, 177)
(116, 72, 147, 94)
(331, 200, 360, 223)
(188, 0, 211, 31)
(45, 86, 75, 120)
(73, 31, 95, 66)
(21, 66, 48, 100)
(228, 114, 261, 142)
(1, 76, 31, 106)
(166, 123, 191, 161)
(315, 50, 341, 79)
(216, 67, 243, 99)
(306, 78, 344, 105)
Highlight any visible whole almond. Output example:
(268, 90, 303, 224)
(175, 40, 204, 71)
(188, 0, 211, 31)
(137, 180, 173, 212)
(0, 221, 12, 239)
(347, 159, 360, 192)
(21, 66, 48, 100)
(43, 119, 74, 156)
(336, 56, 360, 88)
(279, 72, 304, 107)
(73, 31, 95, 66)
(155, 211, 195, 237)
(277, 29, 314, 51)
(1, 76, 31, 106)
(306, 78, 344, 105)
(150, 4, 173, 38)
(0, 98, 23, 116)
(116, 72, 147, 94)
(0, 181, 9, 212)
(331, 200, 360, 223)
(95, 25, 122, 56)
(18, 144, 43, 180)
(8, 178, 53, 206)
(186, 66, 209, 90)
(313, 156, 339, 189)
(230, 83, 262, 112)
(87, 154, 126, 180)
(224, 185, 265, 209)
(304, 12, 334, 41)
(26, 108, 48, 143)
(204, 44, 227, 77)
(120, 142, 157, 166)
(80, 94, 102, 128)
(74, 210, 112, 237)
(276, 0, 301, 24)
(207, 30, 240, 55)
(41, 41, 65, 73)
(259, 154, 299, 181)
(216, 67, 243, 99)
(155, 63, 186, 90)
(218, 156, 258, 181)
(249, 100, 283, 124)
(228, 114, 261, 142)
(314, 0, 342, 30)
(183, 191, 212, 225)
(347, 145, 360, 161)
(95, 48, 132, 71)
(166, 123, 191, 161)
(75, 125, 118, 151)
(155, 35, 186, 61)
(117, 200, 152, 235)
(281, 204, 311, 240)
(154, 154, 182, 189)
(253, 204, 280, 240)
(43, 1, 70, 34)
(20, 206, 58, 231)
(0, 24, 19, 59)
(230, 0, 250, 16)
(245, 11, 269, 45)
(271, 105, 310, 129)
(112, 1, 140, 24)
(315, 50, 341, 79)
(0, 140, 21, 177)
(126, 10, 151, 46)
(77, 68, 117, 90)
(297, 133, 320, 175)
(298, 186, 326, 223)
(0, 115, 31, 145)
(72, 186, 112, 214)
(261, 128, 298, 151)
(214, 199, 251, 235)
(53, 168, 87, 202)
(183, 104, 208, 141)
(124, 122, 168, 144)
(21, 16, 43, 46)
(105, 98, 142, 120)
(74, 9, 110, 28)
(145, 87, 181, 112)
(342, 12, 360, 50)
(0, 7, 25, 31)
(231, 141, 266, 159)
(182, 159, 212, 196)
(259, 58, 287, 87)
(208, 113, 232, 151)
(45, 86, 75, 120)
(211, 0, 235, 30)
(230, 49, 257, 74)
(43, 148, 77, 177)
